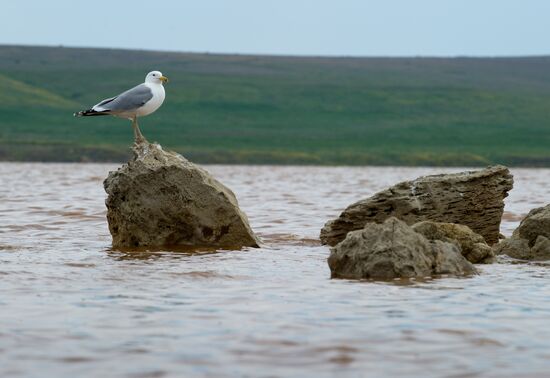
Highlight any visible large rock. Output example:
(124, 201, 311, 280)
(104, 141, 259, 249)
(321, 166, 513, 247)
(493, 204, 550, 261)
(328, 217, 477, 280)
(412, 221, 495, 264)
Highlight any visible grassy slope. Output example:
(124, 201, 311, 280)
(0, 45, 549, 165)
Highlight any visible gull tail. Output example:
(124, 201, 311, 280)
(74, 108, 110, 117)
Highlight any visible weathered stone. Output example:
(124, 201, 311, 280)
(513, 205, 550, 246)
(328, 217, 477, 280)
(412, 221, 495, 264)
(320, 166, 513, 247)
(493, 238, 531, 260)
(471, 243, 495, 264)
(104, 141, 259, 249)
(531, 236, 550, 260)
(493, 204, 550, 261)
(430, 240, 477, 276)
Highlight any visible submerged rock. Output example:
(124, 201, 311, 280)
(328, 217, 477, 280)
(493, 204, 550, 261)
(104, 141, 259, 249)
(412, 221, 495, 264)
(320, 166, 513, 247)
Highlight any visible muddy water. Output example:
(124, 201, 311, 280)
(1, 163, 549, 378)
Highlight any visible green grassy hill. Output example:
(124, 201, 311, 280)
(1, 45, 549, 165)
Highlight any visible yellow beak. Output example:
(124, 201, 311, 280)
(160, 75, 169, 84)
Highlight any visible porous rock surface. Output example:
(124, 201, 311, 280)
(493, 204, 550, 261)
(321, 166, 513, 247)
(412, 221, 495, 264)
(328, 217, 477, 280)
(104, 141, 259, 249)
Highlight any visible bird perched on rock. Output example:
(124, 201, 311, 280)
(74, 71, 168, 143)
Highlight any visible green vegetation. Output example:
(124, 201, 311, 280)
(1, 45, 549, 166)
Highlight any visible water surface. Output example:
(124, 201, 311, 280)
(1, 164, 549, 377)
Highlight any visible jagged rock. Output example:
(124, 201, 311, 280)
(328, 217, 477, 280)
(104, 141, 259, 249)
(493, 205, 550, 261)
(412, 221, 495, 264)
(321, 166, 513, 247)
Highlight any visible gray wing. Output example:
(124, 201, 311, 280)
(93, 84, 153, 112)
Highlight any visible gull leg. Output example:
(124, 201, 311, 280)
(132, 117, 146, 143)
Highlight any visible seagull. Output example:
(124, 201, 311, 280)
(74, 71, 168, 142)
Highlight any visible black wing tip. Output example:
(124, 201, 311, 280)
(74, 109, 92, 117)
(74, 109, 109, 117)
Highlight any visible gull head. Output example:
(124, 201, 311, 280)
(145, 71, 168, 84)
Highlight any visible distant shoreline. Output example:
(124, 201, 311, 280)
(1, 143, 549, 167)
(3, 43, 550, 60)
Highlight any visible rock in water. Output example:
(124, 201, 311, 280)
(493, 238, 531, 260)
(104, 141, 260, 249)
(493, 204, 550, 261)
(328, 217, 477, 280)
(512, 205, 550, 246)
(412, 221, 495, 264)
(320, 166, 513, 247)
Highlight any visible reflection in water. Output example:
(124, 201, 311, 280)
(0, 163, 549, 377)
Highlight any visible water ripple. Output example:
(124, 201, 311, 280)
(0, 163, 549, 377)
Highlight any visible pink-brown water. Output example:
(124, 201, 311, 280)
(1, 163, 550, 377)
